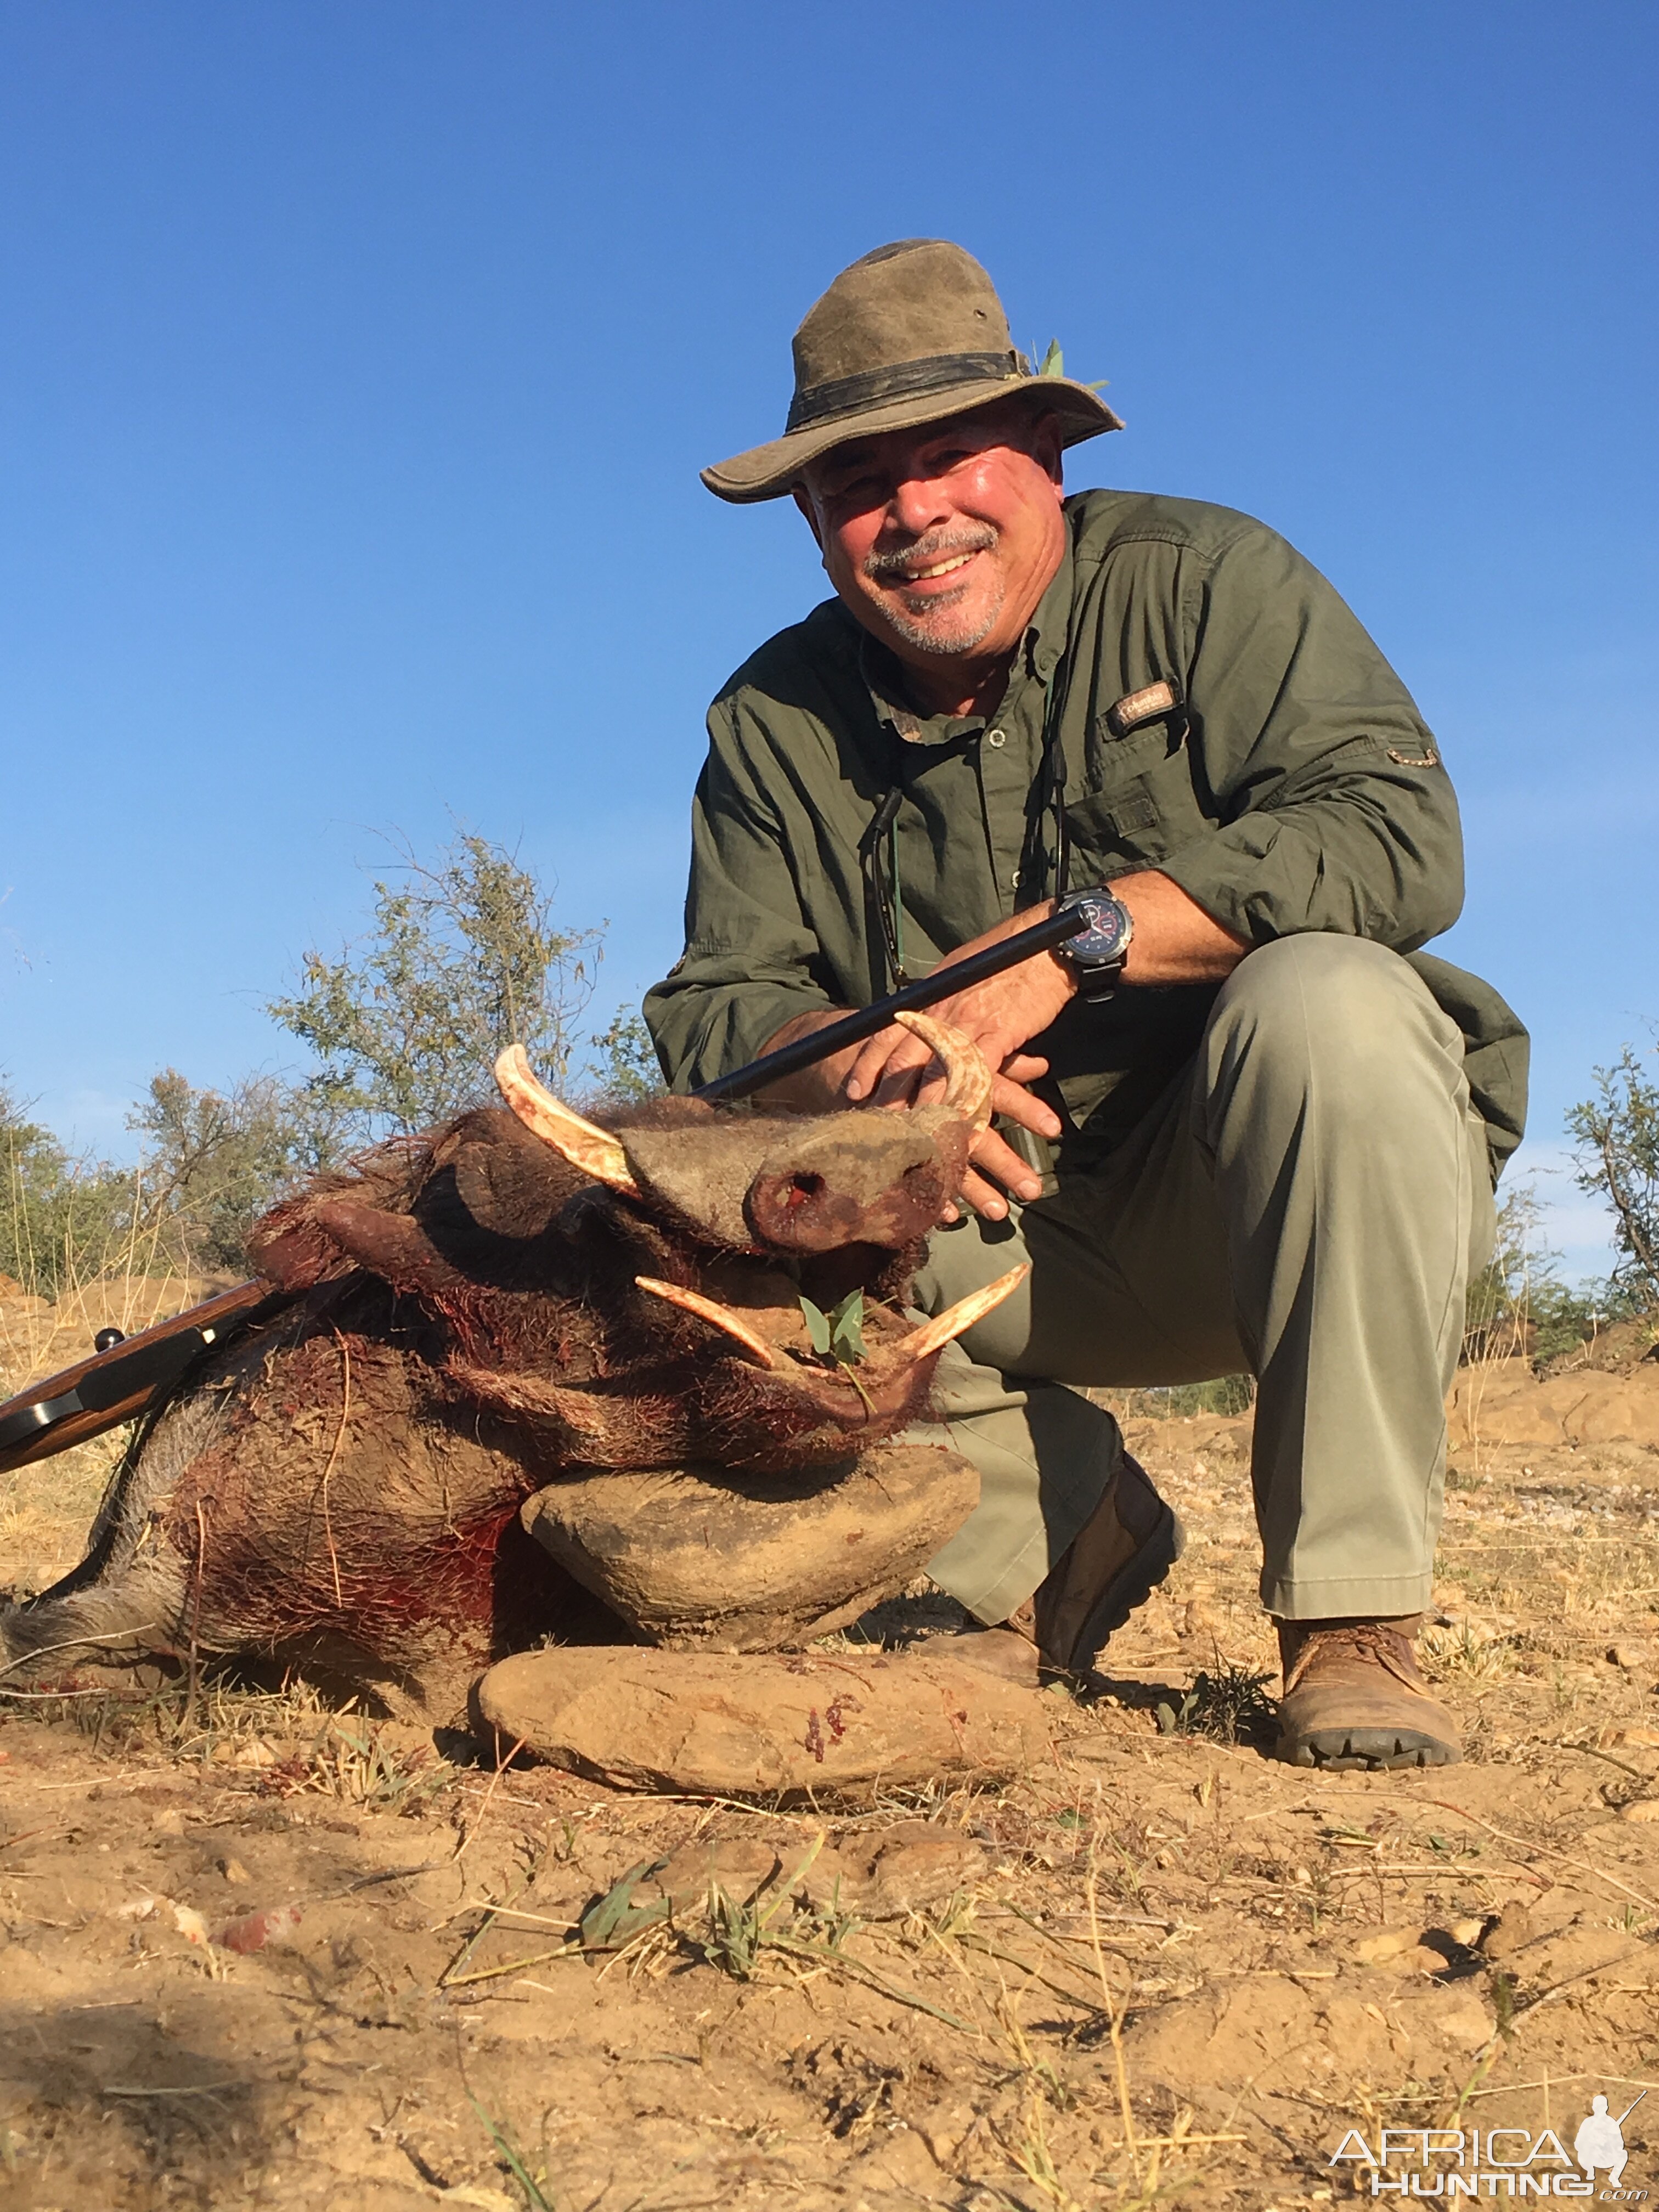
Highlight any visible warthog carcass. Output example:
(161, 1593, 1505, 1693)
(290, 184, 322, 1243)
(0, 1017, 1022, 1714)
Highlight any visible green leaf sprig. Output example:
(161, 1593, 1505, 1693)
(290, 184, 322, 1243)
(1031, 337, 1110, 394)
(798, 1289, 876, 1415)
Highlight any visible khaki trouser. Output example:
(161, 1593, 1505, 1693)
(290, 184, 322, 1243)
(912, 936, 1497, 1625)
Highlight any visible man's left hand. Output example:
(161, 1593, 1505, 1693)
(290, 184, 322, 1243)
(842, 874, 1249, 1218)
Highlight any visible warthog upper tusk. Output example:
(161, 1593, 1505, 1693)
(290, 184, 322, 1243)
(892, 1011, 994, 1134)
(634, 1277, 780, 1369)
(494, 1045, 641, 1196)
(890, 1263, 1030, 1368)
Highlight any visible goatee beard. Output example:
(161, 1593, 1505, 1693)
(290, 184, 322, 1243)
(862, 526, 1003, 659)
(876, 584, 1006, 658)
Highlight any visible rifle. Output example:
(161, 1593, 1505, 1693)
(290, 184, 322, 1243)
(693, 901, 1087, 1102)
(0, 1280, 291, 1474)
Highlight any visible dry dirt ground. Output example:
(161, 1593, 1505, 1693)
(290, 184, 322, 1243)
(3, 1327, 1658, 2210)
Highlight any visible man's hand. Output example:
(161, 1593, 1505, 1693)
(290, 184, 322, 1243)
(757, 873, 1250, 1221)
(759, 1013, 1059, 1219)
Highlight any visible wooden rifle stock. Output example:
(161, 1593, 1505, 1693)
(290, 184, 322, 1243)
(0, 1280, 292, 1473)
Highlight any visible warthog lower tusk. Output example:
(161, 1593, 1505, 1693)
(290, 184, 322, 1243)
(634, 1277, 780, 1369)
(890, 1263, 1030, 1367)
(892, 1011, 994, 1134)
(494, 1045, 641, 1196)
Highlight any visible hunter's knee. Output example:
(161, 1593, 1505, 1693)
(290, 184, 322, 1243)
(1207, 936, 1452, 1125)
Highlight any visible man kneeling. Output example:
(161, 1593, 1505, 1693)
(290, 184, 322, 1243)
(645, 239, 1527, 1770)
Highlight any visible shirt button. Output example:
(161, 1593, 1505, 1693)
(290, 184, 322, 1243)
(986, 728, 1007, 748)
(1009, 868, 1022, 889)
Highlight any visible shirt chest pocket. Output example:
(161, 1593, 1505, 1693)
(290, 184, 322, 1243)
(1065, 713, 1202, 873)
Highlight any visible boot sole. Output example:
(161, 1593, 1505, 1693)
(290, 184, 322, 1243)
(1069, 1498, 1186, 1670)
(1279, 1726, 1462, 1772)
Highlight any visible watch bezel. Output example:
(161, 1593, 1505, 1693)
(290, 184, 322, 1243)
(1056, 887, 1133, 972)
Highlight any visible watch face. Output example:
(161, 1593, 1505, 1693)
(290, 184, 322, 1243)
(1066, 893, 1131, 964)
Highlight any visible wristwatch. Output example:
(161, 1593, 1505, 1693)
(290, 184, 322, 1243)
(1052, 885, 1135, 1001)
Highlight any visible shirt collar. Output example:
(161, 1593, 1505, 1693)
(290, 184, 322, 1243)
(1025, 518, 1076, 687)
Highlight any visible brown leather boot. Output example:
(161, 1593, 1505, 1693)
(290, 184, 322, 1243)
(1001, 1452, 1184, 1674)
(1276, 1616, 1461, 1770)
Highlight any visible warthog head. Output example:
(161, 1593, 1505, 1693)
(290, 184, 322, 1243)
(247, 1013, 1023, 1475)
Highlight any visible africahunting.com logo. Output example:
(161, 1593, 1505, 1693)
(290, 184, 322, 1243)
(1329, 2092, 1647, 2197)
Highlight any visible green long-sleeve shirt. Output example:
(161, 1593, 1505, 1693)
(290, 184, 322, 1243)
(645, 489, 1527, 1175)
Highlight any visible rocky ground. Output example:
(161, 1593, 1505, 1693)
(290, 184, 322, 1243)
(3, 1321, 1658, 2210)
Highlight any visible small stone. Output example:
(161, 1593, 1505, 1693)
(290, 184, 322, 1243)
(919, 2103, 977, 2164)
(1621, 1799, 1659, 1824)
(1433, 1988, 1496, 2051)
(803, 1824, 989, 1919)
(170, 1901, 210, 1947)
(218, 1903, 302, 1954)
(210, 1737, 276, 1769)
(1353, 1927, 1417, 1963)
(850, 2126, 945, 2196)
(1602, 1723, 1659, 1750)
(1477, 1901, 1533, 1958)
(1449, 1916, 1487, 1946)
(218, 1857, 251, 1885)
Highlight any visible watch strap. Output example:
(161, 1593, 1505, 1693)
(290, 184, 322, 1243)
(1071, 956, 1125, 1003)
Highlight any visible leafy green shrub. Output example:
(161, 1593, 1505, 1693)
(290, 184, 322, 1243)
(1568, 1038, 1659, 1314)
(0, 1084, 147, 1299)
(584, 1009, 665, 1103)
(129, 1070, 343, 1274)
(1156, 1661, 1276, 1743)
(267, 830, 605, 1141)
(1126, 1374, 1255, 1419)
(1466, 1181, 1593, 1367)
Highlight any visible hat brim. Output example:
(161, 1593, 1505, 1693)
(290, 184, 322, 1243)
(701, 375, 1123, 505)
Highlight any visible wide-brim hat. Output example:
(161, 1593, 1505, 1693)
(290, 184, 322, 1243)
(702, 239, 1123, 505)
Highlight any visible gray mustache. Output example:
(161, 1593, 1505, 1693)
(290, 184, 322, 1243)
(864, 527, 998, 583)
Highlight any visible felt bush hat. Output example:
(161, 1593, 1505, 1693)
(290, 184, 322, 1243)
(702, 239, 1122, 504)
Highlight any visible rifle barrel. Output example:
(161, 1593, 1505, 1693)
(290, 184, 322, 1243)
(692, 905, 1088, 1104)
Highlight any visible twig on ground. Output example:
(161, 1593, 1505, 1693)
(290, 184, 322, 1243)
(444, 1941, 584, 1990)
(1426, 1798, 1659, 1913)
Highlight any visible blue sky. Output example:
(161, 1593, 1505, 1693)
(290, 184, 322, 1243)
(1, 1, 1654, 1282)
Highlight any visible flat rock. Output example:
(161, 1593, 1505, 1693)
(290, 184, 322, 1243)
(473, 1643, 1054, 1802)
(520, 1442, 979, 1650)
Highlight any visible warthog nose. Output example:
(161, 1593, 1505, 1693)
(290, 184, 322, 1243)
(745, 1137, 949, 1252)
(746, 1167, 865, 1250)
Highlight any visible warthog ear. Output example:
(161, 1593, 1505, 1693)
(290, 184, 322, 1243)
(494, 1046, 640, 1196)
(308, 1200, 470, 1296)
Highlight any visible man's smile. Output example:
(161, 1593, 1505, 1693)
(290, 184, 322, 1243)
(862, 524, 1001, 611)
(897, 550, 979, 584)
